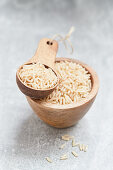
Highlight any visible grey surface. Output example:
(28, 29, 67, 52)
(0, 0, 113, 170)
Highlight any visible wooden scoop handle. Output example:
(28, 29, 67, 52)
(28, 38, 58, 69)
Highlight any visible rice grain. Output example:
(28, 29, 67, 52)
(60, 154, 68, 160)
(46, 157, 52, 163)
(71, 151, 78, 157)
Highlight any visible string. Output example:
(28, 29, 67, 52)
(51, 26, 75, 54)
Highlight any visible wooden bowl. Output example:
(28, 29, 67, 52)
(26, 58, 99, 128)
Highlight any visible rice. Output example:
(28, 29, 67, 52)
(42, 61, 91, 104)
(45, 135, 88, 163)
(18, 63, 57, 90)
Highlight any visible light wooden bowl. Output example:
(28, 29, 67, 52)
(26, 58, 99, 128)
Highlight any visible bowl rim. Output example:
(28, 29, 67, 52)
(29, 57, 99, 109)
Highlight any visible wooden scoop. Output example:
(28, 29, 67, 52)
(16, 38, 58, 99)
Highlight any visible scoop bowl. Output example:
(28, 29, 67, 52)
(16, 63, 59, 99)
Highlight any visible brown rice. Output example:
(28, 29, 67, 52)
(18, 63, 57, 90)
(42, 61, 91, 105)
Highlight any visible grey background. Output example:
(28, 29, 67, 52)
(0, 0, 113, 170)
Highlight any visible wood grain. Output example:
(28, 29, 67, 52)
(26, 58, 99, 128)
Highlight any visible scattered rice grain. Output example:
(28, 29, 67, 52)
(79, 144, 88, 151)
(46, 157, 52, 163)
(79, 144, 83, 151)
(62, 135, 74, 141)
(71, 151, 78, 157)
(84, 145, 88, 152)
(59, 143, 66, 149)
(60, 154, 68, 160)
(72, 139, 79, 147)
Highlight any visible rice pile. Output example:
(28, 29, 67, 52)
(42, 61, 91, 104)
(18, 63, 57, 90)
